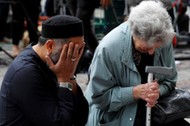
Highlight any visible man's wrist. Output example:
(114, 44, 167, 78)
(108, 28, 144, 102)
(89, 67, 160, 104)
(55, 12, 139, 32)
(58, 82, 73, 91)
(58, 75, 76, 82)
(70, 75, 76, 80)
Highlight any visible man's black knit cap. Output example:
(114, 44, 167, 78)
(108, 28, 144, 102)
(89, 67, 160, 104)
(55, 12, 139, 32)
(42, 15, 83, 38)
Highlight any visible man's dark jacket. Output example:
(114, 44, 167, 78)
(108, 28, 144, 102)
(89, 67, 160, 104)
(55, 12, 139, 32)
(0, 45, 89, 126)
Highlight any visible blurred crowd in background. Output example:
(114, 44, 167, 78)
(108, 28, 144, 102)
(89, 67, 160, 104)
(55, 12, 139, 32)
(0, 0, 190, 73)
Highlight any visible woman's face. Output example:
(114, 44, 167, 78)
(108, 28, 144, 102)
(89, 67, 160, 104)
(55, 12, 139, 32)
(133, 36, 162, 55)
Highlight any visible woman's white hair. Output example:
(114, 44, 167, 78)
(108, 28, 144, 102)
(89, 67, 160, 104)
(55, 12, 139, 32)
(128, 0, 175, 45)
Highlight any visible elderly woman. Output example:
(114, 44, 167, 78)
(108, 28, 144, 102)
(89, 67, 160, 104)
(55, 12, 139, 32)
(85, 1, 190, 126)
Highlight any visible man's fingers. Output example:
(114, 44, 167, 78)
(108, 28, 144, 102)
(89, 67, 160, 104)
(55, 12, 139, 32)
(58, 44, 68, 64)
(72, 44, 79, 59)
(78, 42, 85, 58)
(45, 53, 54, 67)
(67, 42, 74, 59)
(71, 42, 85, 61)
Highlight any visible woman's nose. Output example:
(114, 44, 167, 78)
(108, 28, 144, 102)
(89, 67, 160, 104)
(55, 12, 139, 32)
(147, 48, 155, 55)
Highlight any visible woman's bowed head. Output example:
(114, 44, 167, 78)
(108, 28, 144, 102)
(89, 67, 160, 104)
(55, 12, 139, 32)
(128, 1, 175, 52)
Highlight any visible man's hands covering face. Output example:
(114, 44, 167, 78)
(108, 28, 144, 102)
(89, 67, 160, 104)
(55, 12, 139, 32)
(45, 42, 85, 82)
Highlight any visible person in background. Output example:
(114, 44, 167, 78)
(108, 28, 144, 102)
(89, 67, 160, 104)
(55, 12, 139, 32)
(84, 1, 190, 126)
(11, 0, 41, 57)
(45, 0, 54, 16)
(64, 0, 111, 73)
(0, 1, 9, 42)
(0, 15, 89, 126)
(44, 0, 69, 16)
(172, 0, 189, 35)
(123, 0, 172, 19)
(65, 0, 111, 54)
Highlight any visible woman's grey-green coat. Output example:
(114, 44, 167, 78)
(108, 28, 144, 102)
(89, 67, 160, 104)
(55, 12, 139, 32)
(84, 22, 177, 126)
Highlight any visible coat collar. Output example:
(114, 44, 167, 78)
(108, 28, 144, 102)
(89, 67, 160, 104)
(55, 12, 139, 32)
(120, 22, 137, 71)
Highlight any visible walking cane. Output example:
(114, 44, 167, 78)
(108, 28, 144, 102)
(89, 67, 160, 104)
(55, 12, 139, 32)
(145, 66, 173, 126)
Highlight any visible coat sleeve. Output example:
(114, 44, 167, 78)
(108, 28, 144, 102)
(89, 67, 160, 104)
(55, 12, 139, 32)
(156, 42, 178, 97)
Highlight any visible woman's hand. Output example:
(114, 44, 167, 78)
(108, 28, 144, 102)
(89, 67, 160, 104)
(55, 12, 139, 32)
(133, 81, 160, 107)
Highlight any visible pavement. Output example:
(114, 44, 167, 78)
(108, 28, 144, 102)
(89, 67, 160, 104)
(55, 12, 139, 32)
(1, 40, 190, 122)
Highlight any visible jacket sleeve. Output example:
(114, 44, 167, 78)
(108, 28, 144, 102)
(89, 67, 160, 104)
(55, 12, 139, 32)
(10, 66, 74, 126)
(73, 85, 89, 126)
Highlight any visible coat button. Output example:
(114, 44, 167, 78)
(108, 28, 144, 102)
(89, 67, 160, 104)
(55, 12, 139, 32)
(129, 118, 132, 121)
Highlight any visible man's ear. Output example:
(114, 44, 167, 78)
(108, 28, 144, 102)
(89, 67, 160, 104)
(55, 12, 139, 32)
(45, 39, 54, 54)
